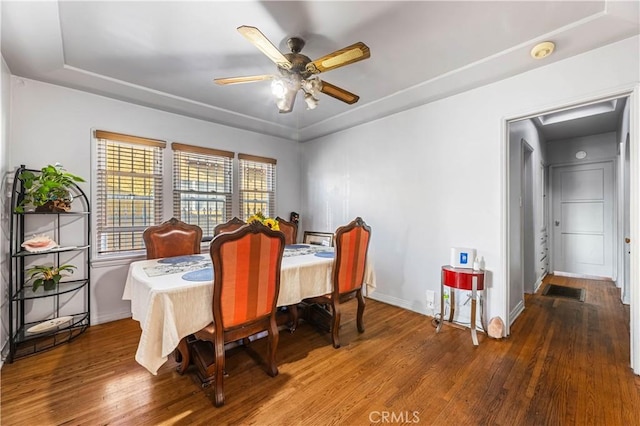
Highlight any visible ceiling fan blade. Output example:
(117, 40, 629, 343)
(319, 80, 360, 104)
(214, 75, 274, 85)
(237, 26, 292, 70)
(306, 42, 370, 74)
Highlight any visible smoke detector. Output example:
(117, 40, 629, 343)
(531, 41, 555, 59)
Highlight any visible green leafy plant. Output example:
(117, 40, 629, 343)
(16, 164, 85, 213)
(26, 264, 77, 292)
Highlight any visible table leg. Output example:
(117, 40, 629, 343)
(449, 288, 455, 323)
(470, 276, 478, 346)
(480, 288, 487, 334)
(437, 269, 444, 333)
(175, 337, 190, 374)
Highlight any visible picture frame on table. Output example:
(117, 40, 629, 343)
(303, 231, 334, 247)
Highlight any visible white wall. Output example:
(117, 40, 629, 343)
(1, 55, 12, 362)
(547, 132, 618, 164)
(301, 36, 639, 334)
(8, 78, 302, 325)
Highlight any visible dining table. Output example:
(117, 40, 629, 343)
(122, 244, 376, 374)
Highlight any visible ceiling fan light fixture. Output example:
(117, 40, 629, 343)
(302, 76, 322, 97)
(271, 79, 286, 98)
(304, 93, 319, 110)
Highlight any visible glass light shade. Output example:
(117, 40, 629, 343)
(304, 93, 318, 110)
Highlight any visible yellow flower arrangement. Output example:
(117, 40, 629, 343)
(247, 211, 280, 231)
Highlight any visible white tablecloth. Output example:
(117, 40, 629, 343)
(122, 247, 376, 374)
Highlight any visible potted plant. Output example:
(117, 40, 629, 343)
(26, 264, 77, 291)
(15, 163, 85, 213)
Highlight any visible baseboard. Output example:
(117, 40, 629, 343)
(92, 311, 132, 326)
(533, 272, 546, 293)
(509, 300, 525, 330)
(367, 293, 428, 316)
(552, 271, 613, 281)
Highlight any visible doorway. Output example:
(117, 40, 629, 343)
(505, 90, 638, 375)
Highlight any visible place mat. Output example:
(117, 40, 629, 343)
(182, 268, 213, 282)
(144, 258, 211, 277)
(283, 245, 332, 258)
(158, 255, 206, 264)
(314, 251, 334, 258)
(286, 244, 309, 249)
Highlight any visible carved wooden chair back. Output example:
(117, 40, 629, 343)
(276, 216, 298, 245)
(333, 217, 371, 296)
(190, 221, 285, 406)
(142, 217, 202, 260)
(302, 217, 371, 348)
(213, 216, 246, 236)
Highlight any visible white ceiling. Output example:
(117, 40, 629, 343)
(2, 1, 639, 142)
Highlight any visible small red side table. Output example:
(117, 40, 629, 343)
(436, 265, 486, 345)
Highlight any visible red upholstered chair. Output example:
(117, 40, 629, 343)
(189, 221, 285, 407)
(303, 217, 371, 348)
(142, 217, 203, 260)
(213, 216, 246, 236)
(276, 216, 298, 245)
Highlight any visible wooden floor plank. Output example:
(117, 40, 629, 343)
(2, 274, 639, 425)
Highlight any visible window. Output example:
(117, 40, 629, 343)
(95, 130, 165, 256)
(238, 154, 276, 220)
(172, 143, 233, 240)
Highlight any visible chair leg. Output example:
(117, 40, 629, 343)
(331, 301, 342, 349)
(213, 337, 226, 407)
(356, 289, 365, 333)
(266, 317, 280, 377)
(174, 337, 190, 374)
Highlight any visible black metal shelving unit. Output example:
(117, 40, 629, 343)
(8, 165, 91, 362)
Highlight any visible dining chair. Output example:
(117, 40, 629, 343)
(188, 221, 285, 407)
(213, 216, 246, 236)
(276, 216, 298, 245)
(303, 217, 371, 348)
(143, 218, 204, 373)
(142, 217, 203, 260)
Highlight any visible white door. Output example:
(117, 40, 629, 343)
(551, 161, 614, 278)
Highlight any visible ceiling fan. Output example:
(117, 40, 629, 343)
(215, 26, 371, 113)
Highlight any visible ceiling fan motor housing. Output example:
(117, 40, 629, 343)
(282, 38, 313, 78)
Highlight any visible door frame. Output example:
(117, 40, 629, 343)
(521, 139, 535, 293)
(502, 85, 639, 374)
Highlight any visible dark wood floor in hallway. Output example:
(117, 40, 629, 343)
(2, 275, 639, 425)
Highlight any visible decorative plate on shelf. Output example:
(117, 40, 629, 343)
(26, 316, 73, 334)
(21, 235, 58, 252)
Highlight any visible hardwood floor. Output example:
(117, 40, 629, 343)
(2, 275, 639, 425)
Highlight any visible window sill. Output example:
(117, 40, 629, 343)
(91, 252, 146, 268)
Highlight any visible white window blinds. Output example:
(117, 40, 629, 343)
(172, 143, 234, 240)
(238, 153, 276, 220)
(95, 130, 165, 255)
